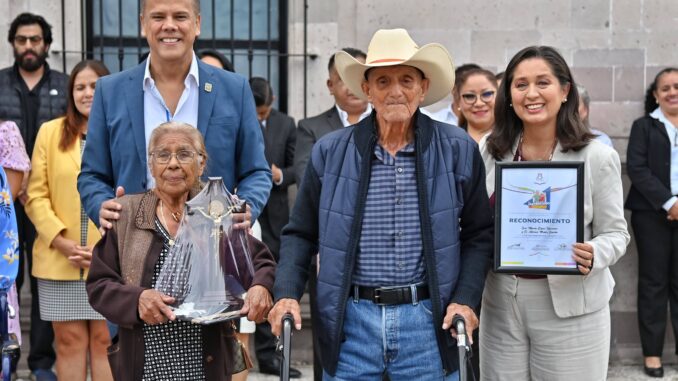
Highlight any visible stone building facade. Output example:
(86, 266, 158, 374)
(287, 1, 677, 364)
(3, 0, 678, 364)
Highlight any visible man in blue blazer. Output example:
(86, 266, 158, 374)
(78, 0, 271, 229)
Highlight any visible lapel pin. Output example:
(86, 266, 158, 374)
(205, 83, 213, 92)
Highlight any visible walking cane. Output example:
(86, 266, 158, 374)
(453, 314, 469, 381)
(279, 314, 294, 381)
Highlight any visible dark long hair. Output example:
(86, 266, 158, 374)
(60, 60, 109, 151)
(486, 46, 594, 159)
(644, 67, 678, 115)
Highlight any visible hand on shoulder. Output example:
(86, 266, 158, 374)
(98, 186, 125, 236)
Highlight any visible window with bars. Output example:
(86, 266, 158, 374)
(86, 0, 288, 111)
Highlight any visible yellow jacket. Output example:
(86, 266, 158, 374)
(25, 117, 101, 280)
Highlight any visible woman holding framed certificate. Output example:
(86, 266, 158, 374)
(479, 46, 630, 380)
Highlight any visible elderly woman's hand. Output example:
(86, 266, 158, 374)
(240, 285, 272, 323)
(138, 289, 176, 325)
(572, 242, 594, 275)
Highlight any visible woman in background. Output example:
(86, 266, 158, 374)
(454, 68, 498, 143)
(25, 60, 112, 381)
(626, 67, 678, 378)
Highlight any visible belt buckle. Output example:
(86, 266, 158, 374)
(373, 288, 386, 305)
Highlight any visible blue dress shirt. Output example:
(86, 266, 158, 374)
(143, 54, 200, 188)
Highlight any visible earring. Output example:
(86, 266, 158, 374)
(457, 107, 461, 111)
(509, 103, 513, 107)
(657, 98, 660, 104)
(562, 98, 567, 103)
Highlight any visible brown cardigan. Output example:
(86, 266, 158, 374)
(86, 191, 276, 381)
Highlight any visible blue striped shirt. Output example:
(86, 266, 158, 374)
(353, 142, 425, 286)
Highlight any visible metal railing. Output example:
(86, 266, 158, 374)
(49, 0, 317, 115)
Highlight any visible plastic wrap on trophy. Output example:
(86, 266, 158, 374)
(154, 177, 255, 324)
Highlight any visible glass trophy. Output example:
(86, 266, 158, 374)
(154, 177, 255, 324)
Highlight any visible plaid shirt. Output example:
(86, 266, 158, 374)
(353, 142, 425, 286)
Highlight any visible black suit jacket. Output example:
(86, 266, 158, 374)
(259, 109, 296, 258)
(626, 115, 674, 211)
(293, 106, 344, 184)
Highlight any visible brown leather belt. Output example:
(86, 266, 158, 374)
(350, 284, 429, 305)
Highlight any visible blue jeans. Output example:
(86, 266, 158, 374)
(323, 298, 459, 381)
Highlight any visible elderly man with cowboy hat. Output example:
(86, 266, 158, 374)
(269, 29, 493, 380)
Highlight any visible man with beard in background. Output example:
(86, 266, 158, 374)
(0, 12, 68, 381)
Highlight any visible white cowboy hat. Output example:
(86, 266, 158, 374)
(334, 28, 455, 107)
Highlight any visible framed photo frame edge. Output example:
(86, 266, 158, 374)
(493, 161, 585, 275)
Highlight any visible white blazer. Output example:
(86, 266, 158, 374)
(481, 138, 630, 318)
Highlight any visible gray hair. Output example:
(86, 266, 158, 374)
(148, 121, 208, 165)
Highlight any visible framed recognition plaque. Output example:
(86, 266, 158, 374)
(494, 162, 584, 275)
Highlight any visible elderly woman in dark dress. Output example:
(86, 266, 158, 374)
(86, 121, 275, 381)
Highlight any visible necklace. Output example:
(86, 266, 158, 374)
(160, 199, 183, 222)
(517, 131, 557, 161)
(158, 201, 176, 246)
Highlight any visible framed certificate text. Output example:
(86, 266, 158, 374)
(494, 162, 584, 275)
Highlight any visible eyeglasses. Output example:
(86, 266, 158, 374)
(13, 35, 43, 45)
(151, 150, 200, 164)
(461, 90, 496, 105)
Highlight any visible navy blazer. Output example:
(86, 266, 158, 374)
(294, 106, 344, 185)
(78, 59, 272, 224)
(626, 115, 673, 211)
